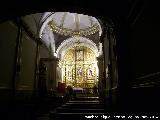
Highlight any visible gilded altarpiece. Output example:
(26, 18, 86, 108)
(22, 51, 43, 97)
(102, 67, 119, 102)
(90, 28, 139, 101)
(61, 46, 98, 88)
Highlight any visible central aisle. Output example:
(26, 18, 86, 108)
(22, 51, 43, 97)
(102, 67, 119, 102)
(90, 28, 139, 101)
(49, 93, 105, 120)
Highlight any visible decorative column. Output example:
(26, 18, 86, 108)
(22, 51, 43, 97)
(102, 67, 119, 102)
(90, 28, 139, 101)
(48, 44, 54, 90)
(97, 55, 104, 101)
(51, 57, 59, 90)
(33, 38, 42, 96)
(108, 27, 114, 89)
(100, 27, 107, 90)
(12, 18, 23, 98)
(98, 24, 108, 103)
(107, 27, 119, 107)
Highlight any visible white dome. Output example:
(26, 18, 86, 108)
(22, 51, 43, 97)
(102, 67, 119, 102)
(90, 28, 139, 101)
(48, 12, 102, 36)
(51, 12, 99, 30)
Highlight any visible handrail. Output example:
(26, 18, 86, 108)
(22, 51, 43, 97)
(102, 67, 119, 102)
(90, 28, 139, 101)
(132, 72, 160, 88)
(136, 72, 160, 80)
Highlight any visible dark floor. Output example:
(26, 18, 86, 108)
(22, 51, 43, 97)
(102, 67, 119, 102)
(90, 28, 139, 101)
(0, 95, 67, 120)
(1, 90, 160, 120)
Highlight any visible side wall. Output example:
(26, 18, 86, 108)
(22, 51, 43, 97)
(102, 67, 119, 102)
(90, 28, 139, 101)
(0, 20, 39, 103)
(0, 21, 17, 103)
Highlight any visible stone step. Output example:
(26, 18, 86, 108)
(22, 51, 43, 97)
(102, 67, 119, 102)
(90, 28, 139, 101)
(55, 108, 104, 113)
(49, 112, 106, 120)
(77, 96, 99, 99)
(49, 96, 103, 119)
(69, 100, 99, 103)
(66, 102, 101, 105)
(61, 104, 103, 109)
(76, 94, 98, 97)
(74, 97, 99, 101)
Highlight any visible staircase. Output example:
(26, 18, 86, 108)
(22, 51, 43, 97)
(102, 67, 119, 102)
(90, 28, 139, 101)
(49, 93, 105, 120)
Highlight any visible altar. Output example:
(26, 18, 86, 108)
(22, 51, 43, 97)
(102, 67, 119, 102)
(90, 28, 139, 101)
(59, 45, 98, 89)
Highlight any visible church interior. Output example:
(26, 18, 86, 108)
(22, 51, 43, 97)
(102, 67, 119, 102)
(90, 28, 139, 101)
(0, 0, 160, 119)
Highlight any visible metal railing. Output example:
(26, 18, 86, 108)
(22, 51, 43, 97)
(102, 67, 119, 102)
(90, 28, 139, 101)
(132, 72, 160, 88)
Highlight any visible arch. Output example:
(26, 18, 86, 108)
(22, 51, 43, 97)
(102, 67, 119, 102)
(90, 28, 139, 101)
(56, 36, 99, 59)
(39, 12, 55, 38)
(38, 12, 115, 60)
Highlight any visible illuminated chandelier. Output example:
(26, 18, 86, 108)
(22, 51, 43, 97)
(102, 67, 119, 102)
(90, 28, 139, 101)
(48, 20, 100, 37)
(47, 12, 101, 37)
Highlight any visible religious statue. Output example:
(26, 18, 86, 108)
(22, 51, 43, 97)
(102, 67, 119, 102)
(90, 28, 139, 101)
(76, 50, 83, 60)
(88, 68, 93, 77)
(77, 67, 82, 76)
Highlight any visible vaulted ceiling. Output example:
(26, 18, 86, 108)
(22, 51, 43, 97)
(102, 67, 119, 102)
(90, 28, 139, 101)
(0, 0, 143, 57)
(21, 12, 104, 57)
